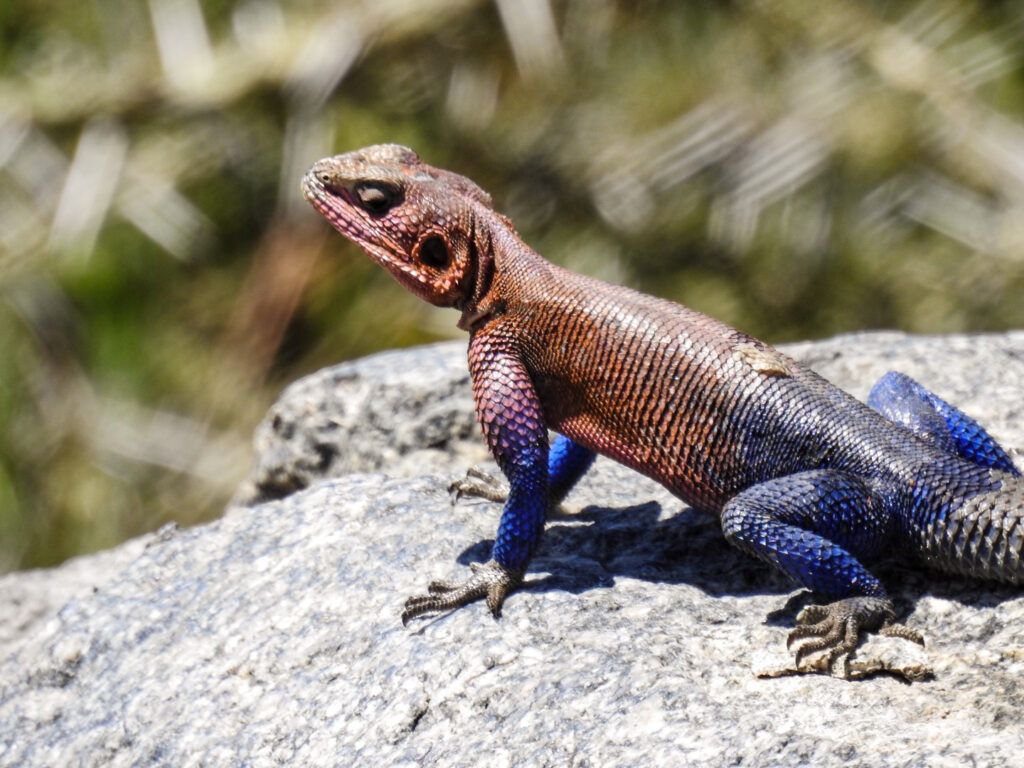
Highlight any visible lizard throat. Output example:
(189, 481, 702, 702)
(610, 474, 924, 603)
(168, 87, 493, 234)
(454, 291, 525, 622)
(458, 299, 506, 332)
(456, 221, 501, 331)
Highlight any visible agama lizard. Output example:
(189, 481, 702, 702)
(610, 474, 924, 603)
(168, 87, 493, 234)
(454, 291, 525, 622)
(302, 144, 1024, 674)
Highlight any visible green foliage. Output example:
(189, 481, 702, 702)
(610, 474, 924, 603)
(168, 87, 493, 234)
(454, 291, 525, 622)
(1, 0, 1023, 571)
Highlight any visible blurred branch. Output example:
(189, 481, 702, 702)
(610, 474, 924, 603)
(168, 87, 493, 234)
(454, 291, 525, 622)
(222, 219, 326, 381)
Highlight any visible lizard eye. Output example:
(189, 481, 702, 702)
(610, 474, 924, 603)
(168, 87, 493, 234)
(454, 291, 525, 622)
(355, 181, 399, 215)
(419, 236, 450, 269)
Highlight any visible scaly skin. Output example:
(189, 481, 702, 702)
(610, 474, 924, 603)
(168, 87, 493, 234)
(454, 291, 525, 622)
(302, 144, 1024, 676)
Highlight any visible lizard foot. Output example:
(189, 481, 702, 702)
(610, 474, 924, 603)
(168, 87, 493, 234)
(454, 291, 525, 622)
(787, 596, 924, 675)
(448, 467, 576, 519)
(449, 466, 508, 503)
(401, 560, 523, 625)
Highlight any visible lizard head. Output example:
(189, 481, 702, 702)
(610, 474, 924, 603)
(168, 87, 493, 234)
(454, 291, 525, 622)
(302, 144, 502, 310)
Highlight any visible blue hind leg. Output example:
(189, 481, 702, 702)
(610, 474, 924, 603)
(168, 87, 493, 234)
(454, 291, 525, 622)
(721, 469, 922, 672)
(548, 433, 596, 503)
(451, 433, 595, 505)
(868, 371, 1019, 476)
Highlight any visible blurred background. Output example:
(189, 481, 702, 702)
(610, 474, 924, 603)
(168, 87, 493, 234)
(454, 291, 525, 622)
(1, 0, 1023, 573)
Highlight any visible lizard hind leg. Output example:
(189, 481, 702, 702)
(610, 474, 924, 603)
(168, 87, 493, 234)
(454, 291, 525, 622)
(868, 371, 1020, 476)
(720, 469, 917, 674)
(546, 434, 597, 504)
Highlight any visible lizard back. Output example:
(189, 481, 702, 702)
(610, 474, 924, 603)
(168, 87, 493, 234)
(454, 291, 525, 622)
(494, 254, 955, 514)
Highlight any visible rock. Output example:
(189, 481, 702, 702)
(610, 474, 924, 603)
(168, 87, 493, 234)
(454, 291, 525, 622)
(232, 342, 484, 506)
(2, 331, 1024, 767)
(0, 538, 151, 663)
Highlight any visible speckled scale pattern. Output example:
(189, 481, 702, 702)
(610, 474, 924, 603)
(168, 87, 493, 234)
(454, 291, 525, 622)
(908, 460, 1024, 582)
(303, 144, 1024, 657)
(467, 233, 1024, 592)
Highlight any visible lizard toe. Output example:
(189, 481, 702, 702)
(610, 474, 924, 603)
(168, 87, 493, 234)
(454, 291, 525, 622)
(787, 596, 915, 675)
(791, 617, 859, 669)
(793, 603, 830, 626)
(401, 560, 523, 625)
(425, 579, 460, 595)
(786, 615, 837, 650)
(449, 467, 508, 503)
(881, 623, 925, 646)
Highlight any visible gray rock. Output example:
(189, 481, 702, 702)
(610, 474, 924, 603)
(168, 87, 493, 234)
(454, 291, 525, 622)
(0, 538, 151, 663)
(233, 341, 485, 506)
(2, 332, 1024, 767)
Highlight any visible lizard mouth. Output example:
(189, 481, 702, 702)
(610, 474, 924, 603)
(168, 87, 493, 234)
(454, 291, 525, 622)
(302, 172, 403, 253)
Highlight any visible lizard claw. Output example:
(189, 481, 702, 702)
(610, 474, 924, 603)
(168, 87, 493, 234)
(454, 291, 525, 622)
(787, 596, 924, 675)
(401, 560, 524, 625)
(448, 466, 508, 503)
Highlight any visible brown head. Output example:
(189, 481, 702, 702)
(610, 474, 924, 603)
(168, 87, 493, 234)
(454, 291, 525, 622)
(302, 144, 506, 312)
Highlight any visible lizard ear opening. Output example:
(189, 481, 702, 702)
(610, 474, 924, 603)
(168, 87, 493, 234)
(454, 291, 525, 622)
(419, 236, 450, 269)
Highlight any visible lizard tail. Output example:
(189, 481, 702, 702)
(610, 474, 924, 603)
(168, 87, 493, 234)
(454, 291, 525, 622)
(916, 471, 1024, 584)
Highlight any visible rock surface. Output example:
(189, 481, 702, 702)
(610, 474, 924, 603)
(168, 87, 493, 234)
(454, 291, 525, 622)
(233, 342, 484, 506)
(2, 332, 1024, 767)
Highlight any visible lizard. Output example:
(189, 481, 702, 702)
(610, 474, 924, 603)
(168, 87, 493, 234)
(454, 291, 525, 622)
(301, 143, 1024, 675)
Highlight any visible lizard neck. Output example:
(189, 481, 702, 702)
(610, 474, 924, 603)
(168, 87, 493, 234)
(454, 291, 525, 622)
(457, 210, 549, 332)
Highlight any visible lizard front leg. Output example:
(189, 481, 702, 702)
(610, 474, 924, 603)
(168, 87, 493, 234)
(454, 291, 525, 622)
(720, 470, 922, 674)
(402, 327, 549, 624)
